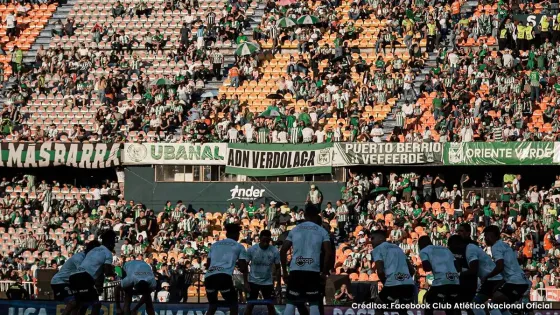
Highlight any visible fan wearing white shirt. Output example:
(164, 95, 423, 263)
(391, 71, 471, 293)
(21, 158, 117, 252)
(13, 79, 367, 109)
(227, 125, 239, 143)
(302, 125, 314, 143)
(244, 122, 255, 143)
(370, 123, 384, 142)
(277, 129, 288, 143)
(314, 126, 326, 143)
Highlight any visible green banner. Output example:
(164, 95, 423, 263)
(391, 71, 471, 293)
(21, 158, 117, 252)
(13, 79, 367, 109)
(225, 143, 333, 176)
(0, 142, 121, 168)
(443, 142, 556, 165)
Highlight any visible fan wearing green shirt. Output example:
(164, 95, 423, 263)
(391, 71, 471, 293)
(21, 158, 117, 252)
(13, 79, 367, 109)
(530, 70, 540, 102)
(246, 201, 257, 219)
(483, 202, 493, 226)
(501, 182, 513, 212)
(550, 217, 560, 236)
(508, 198, 520, 218)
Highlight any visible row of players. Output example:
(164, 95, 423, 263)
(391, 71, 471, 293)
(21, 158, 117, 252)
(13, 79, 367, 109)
(48, 205, 529, 315)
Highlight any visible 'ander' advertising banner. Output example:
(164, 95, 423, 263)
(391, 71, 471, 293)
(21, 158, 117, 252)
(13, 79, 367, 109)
(333, 142, 442, 166)
(123, 143, 227, 165)
(225, 143, 333, 176)
(443, 142, 556, 165)
(0, 142, 120, 168)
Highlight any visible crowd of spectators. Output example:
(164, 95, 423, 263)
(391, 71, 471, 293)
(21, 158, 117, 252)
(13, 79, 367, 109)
(0, 169, 559, 303)
(2, 0, 560, 144)
(0, 0, 258, 143)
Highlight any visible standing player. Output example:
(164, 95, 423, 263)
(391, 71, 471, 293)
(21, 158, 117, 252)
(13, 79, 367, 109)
(244, 230, 281, 315)
(51, 240, 100, 315)
(280, 205, 333, 315)
(370, 230, 416, 315)
(455, 223, 480, 305)
(483, 226, 530, 314)
(205, 223, 250, 315)
(115, 259, 157, 315)
(448, 235, 503, 310)
(69, 230, 117, 315)
(418, 236, 460, 315)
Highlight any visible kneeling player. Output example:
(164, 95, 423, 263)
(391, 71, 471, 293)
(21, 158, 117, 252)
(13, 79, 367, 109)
(483, 226, 530, 314)
(418, 236, 460, 315)
(69, 230, 116, 315)
(280, 205, 333, 315)
(448, 235, 503, 308)
(245, 230, 281, 315)
(205, 224, 250, 315)
(370, 230, 416, 315)
(51, 240, 100, 315)
(116, 259, 157, 315)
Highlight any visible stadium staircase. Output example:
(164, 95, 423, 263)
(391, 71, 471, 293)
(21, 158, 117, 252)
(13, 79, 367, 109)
(24, 0, 76, 64)
(2, 0, 270, 137)
(217, 0, 429, 141)
(382, 0, 478, 138)
(201, 2, 266, 96)
(0, 2, 73, 106)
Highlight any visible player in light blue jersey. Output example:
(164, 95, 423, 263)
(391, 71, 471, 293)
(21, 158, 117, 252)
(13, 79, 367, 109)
(483, 226, 530, 312)
(370, 230, 416, 315)
(51, 240, 100, 315)
(115, 259, 157, 315)
(69, 230, 116, 315)
(280, 204, 333, 315)
(204, 223, 249, 315)
(448, 235, 503, 306)
(418, 236, 460, 315)
(245, 230, 281, 315)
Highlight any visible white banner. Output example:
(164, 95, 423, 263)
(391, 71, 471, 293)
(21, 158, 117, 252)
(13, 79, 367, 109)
(123, 143, 228, 165)
(554, 142, 560, 164)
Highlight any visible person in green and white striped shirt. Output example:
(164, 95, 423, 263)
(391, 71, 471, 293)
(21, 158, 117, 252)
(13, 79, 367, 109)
(492, 120, 503, 141)
(289, 122, 303, 143)
(256, 126, 269, 143)
(395, 107, 406, 129)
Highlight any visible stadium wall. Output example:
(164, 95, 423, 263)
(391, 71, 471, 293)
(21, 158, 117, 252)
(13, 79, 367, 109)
(124, 166, 345, 211)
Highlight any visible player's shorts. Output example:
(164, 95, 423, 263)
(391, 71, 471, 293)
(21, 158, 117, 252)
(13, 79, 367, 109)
(378, 284, 415, 305)
(248, 282, 274, 301)
(51, 283, 74, 302)
(496, 282, 529, 303)
(457, 273, 479, 302)
(204, 273, 237, 306)
(122, 279, 156, 296)
(424, 284, 460, 306)
(69, 272, 99, 304)
(286, 271, 322, 304)
(475, 279, 504, 302)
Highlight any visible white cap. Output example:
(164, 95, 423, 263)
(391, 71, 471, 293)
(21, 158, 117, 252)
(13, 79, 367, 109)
(162, 282, 170, 287)
(310, 184, 316, 189)
(270, 201, 277, 206)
